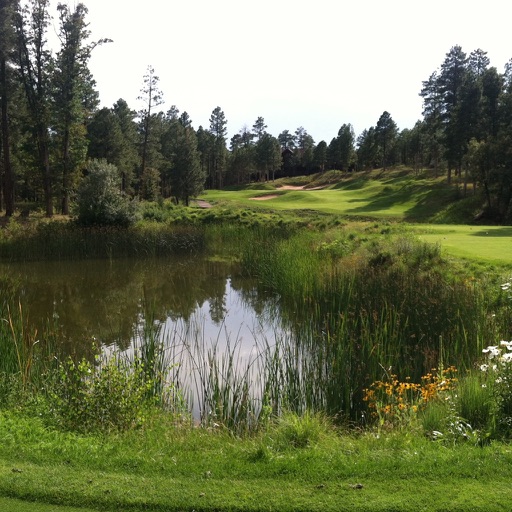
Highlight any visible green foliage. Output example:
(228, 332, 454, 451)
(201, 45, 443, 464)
(141, 166, 161, 201)
(0, 220, 207, 261)
(75, 159, 139, 227)
(477, 341, 512, 439)
(456, 370, 494, 434)
(45, 354, 154, 434)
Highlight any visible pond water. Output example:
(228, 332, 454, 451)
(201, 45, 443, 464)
(0, 257, 286, 419)
(0, 257, 280, 347)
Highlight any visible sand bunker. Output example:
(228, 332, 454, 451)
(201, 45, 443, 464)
(249, 195, 279, 201)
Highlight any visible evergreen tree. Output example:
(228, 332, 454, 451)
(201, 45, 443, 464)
(255, 133, 281, 181)
(227, 126, 255, 185)
(313, 140, 327, 172)
(171, 126, 204, 206)
(137, 65, 164, 191)
(278, 129, 296, 150)
(356, 128, 378, 170)
(208, 106, 227, 188)
(53, 2, 102, 214)
(328, 124, 355, 170)
(375, 111, 398, 169)
(420, 71, 444, 176)
(0, 0, 16, 215)
(196, 125, 215, 187)
(294, 126, 314, 172)
(14, 0, 54, 215)
(438, 45, 468, 182)
(112, 99, 139, 192)
(252, 116, 267, 141)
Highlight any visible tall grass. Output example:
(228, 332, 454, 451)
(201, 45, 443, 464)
(0, 283, 57, 394)
(238, 226, 506, 423)
(0, 222, 205, 261)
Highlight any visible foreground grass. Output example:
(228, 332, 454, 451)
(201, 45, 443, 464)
(0, 411, 511, 511)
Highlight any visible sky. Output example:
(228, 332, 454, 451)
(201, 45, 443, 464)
(47, 0, 512, 144)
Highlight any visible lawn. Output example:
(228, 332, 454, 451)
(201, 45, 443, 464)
(415, 224, 512, 266)
(201, 171, 457, 220)
(1, 412, 512, 512)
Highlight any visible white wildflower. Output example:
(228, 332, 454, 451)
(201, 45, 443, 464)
(483, 346, 500, 359)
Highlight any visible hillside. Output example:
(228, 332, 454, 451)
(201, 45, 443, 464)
(202, 167, 483, 224)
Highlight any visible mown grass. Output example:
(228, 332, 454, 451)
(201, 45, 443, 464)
(201, 168, 460, 221)
(200, 168, 512, 267)
(414, 224, 512, 266)
(1, 411, 512, 511)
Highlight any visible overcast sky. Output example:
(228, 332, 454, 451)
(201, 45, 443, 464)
(48, 0, 512, 144)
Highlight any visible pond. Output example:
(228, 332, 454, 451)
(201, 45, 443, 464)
(0, 247, 496, 426)
(0, 256, 286, 420)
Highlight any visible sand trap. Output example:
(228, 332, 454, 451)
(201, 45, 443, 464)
(249, 195, 279, 201)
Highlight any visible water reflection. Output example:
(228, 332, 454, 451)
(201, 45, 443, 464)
(0, 257, 281, 359)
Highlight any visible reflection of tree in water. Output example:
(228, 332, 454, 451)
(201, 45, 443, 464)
(0, 257, 274, 357)
(229, 275, 280, 324)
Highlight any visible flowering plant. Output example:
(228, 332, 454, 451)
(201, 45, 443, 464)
(480, 340, 512, 437)
(363, 366, 458, 431)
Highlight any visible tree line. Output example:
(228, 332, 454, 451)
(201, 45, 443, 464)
(2, 1, 512, 221)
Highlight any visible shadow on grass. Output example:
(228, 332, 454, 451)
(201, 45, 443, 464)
(343, 182, 456, 221)
(471, 228, 512, 237)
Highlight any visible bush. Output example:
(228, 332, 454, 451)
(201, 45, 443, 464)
(45, 355, 154, 434)
(75, 159, 139, 227)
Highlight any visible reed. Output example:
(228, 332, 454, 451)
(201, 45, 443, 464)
(0, 222, 206, 261)
(238, 226, 505, 423)
(0, 283, 59, 408)
(1, 219, 509, 435)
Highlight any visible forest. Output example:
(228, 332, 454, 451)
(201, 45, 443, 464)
(2, 0, 512, 221)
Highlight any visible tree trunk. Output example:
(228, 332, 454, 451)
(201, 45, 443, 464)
(38, 126, 53, 217)
(61, 125, 70, 214)
(1, 56, 14, 216)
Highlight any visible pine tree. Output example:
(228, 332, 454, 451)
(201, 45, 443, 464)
(172, 126, 205, 205)
(53, 2, 103, 214)
(0, 0, 16, 215)
(14, 0, 54, 215)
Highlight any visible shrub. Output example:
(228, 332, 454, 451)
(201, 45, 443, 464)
(45, 355, 154, 434)
(75, 159, 139, 227)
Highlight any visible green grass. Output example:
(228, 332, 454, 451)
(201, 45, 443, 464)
(201, 169, 458, 220)
(414, 224, 512, 266)
(3, 169, 512, 510)
(1, 411, 512, 511)
(0, 498, 100, 512)
(200, 169, 512, 266)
